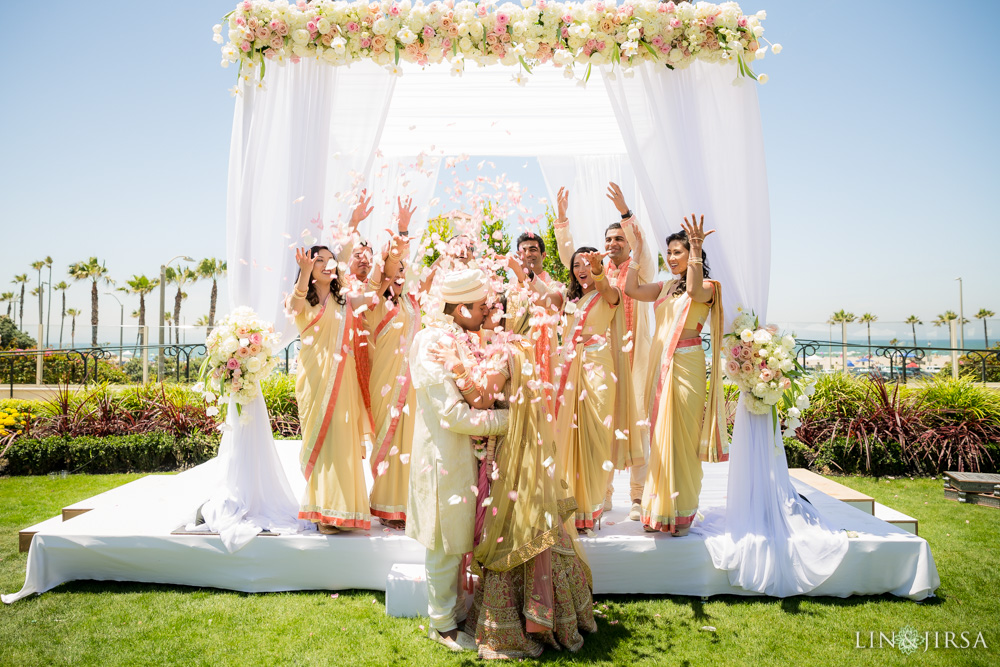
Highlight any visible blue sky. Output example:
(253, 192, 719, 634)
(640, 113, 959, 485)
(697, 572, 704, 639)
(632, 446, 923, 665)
(2, 1, 997, 346)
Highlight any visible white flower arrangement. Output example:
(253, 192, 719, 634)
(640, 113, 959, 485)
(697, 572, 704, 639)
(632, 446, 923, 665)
(217, 1, 772, 83)
(722, 307, 815, 434)
(197, 306, 282, 416)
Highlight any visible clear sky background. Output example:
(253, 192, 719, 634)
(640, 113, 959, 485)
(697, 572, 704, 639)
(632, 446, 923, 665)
(2, 1, 997, 347)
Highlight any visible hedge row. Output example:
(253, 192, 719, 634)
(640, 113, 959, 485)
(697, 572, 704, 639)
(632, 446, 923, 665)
(0, 432, 220, 476)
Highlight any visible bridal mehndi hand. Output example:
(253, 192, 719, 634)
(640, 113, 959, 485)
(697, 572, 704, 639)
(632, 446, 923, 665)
(680, 214, 715, 256)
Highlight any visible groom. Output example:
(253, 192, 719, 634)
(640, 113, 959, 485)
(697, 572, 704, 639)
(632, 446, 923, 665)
(407, 268, 509, 652)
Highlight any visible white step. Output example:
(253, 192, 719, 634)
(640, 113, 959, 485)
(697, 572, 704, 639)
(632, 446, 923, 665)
(873, 501, 918, 535)
(18, 515, 62, 553)
(385, 563, 427, 618)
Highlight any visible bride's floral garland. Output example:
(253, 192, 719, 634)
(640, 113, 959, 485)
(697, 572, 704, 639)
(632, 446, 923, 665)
(216, 0, 774, 83)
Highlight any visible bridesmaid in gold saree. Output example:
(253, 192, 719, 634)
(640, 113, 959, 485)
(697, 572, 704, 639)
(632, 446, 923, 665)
(554, 248, 644, 531)
(288, 245, 372, 533)
(435, 292, 597, 659)
(361, 199, 419, 529)
(623, 216, 727, 536)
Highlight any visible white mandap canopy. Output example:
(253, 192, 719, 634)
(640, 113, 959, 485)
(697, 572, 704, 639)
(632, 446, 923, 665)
(223, 57, 850, 597)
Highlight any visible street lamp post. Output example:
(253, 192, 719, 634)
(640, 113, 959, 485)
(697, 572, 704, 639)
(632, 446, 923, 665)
(955, 277, 965, 350)
(159, 256, 194, 380)
(105, 292, 124, 365)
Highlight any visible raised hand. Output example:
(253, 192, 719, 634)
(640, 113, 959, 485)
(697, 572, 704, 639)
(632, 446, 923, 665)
(581, 250, 608, 274)
(622, 218, 643, 253)
(605, 182, 629, 216)
(396, 196, 416, 233)
(557, 187, 569, 220)
(350, 189, 374, 226)
(681, 214, 715, 251)
(295, 247, 317, 273)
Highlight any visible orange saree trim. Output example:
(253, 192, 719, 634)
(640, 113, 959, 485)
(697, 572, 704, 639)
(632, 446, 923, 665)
(371, 294, 420, 477)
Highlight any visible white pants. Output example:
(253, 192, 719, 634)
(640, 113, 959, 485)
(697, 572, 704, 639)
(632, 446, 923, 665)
(424, 535, 468, 632)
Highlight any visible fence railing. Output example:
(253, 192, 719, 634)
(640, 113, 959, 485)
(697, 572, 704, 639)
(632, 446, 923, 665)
(2, 335, 996, 399)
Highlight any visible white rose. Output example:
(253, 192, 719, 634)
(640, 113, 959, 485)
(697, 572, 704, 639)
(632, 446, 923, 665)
(627, 26, 641, 41)
(752, 382, 767, 397)
(396, 28, 417, 45)
(753, 329, 772, 345)
(469, 22, 484, 38)
(292, 29, 311, 45)
(246, 357, 263, 373)
(740, 329, 754, 343)
(780, 359, 794, 372)
(459, 36, 473, 51)
(373, 18, 388, 35)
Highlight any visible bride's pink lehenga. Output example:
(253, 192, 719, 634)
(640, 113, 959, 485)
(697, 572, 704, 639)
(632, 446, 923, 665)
(463, 319, 597, 660)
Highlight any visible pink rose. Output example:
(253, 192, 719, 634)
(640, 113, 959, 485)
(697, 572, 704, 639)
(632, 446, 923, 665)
(390, 5, 400, 16)
(766, 324, 779, 335)
(538, 0, 547, 9)
(561, 27, 570, 39)
(651, 36, 663, 47)
(249, 343, 262, 355)
(250, 332, 263, 345)
(739, 346, 752, 361)
(741, 361, 754, 374)
(347, 22, 360, 33)
(270, 34, 284, 49)
(670, 18, 681, 28)
(478, 5, 488, 17)
(240, 41, 252, 52)
(562, 14, 573, 24)
(237, 347, 251, 358)
(226, 358, 240, 370)
(738, 16, 749, 28)
(664, 1, 676, 13)
(760, 368, 774, 382)
(231, 381, 243, 393)
(726, 360, 741, 376)
(496, 12, 509, 26)
(424, 26, 435, 38)
(242, 1, 252, 10)
(658, 3, 669, 12)
(361, 37, 372, 48)
(781, 378, 792, 390)
(232, 368, 242, 378)
(732, 346, 742, 358)
(237, 327, 249, 336)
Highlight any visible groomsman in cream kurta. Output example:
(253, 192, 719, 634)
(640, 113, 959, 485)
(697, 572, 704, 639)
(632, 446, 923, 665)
(407, 269, 509, 652)
(554, 184, 655, 521)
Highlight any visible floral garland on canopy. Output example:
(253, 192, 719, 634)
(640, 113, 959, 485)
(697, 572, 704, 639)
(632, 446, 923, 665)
(216, 0, 776, 84)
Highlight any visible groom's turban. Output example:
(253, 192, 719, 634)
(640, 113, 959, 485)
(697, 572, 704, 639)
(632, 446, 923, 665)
(440, 269, 488, 304)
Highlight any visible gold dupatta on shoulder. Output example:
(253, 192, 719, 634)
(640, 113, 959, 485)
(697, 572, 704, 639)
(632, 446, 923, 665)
(700, 280, 728, 462)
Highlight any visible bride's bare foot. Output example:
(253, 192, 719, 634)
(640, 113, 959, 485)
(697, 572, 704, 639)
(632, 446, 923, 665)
(381, 519, 406, 530)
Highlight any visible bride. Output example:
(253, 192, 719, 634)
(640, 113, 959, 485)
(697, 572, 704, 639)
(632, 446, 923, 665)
(433, 289, 596, 660)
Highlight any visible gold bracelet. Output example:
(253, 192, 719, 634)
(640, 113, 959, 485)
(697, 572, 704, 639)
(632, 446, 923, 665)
(592, 271, 605, 282)
(293, 287, 308, 298)
(453, 368, 469, 381)
(628, 261, 640, 271)
(688, 258, 703, 265)
(460, 383, 477, 396)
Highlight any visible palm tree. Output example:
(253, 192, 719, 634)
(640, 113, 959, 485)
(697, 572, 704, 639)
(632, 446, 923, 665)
(122, 275, 159, 347)
(68, 258, 112, 346)
(163, 311, 173, 346)
(830, 310, 855, 372)
(196, 258, 227, 330)
(164, 267, 198, 345)
(194, 314, 211, 337)
(889, 338, 900, 346)
(66, 308, 81, 347)
(1, 292, 14, 318)
(858, 313, 877, 366)
(44, 256, 54, 347)
(904, 315, 921, 347)
(52, 281, 69, 348)
(974, 308, 995, 348)
(11, 274, 29, 328)
(30, 260, 45, 337)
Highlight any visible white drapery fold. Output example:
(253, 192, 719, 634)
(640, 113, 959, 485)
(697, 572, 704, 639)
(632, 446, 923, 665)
(215, 60, 397, 550)
(227, 59, 396, 342)
(363, 153, 443, 257)
(603, 61, 848, 596)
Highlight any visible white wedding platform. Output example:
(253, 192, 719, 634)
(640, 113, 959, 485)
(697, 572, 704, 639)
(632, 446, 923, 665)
(4, 440, 939, 607)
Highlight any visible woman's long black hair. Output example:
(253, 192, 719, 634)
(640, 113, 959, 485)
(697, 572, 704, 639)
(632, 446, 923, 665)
(665, 231, 711, 296)
(295, 245, 345, 306)
(566, 246, 599, 302)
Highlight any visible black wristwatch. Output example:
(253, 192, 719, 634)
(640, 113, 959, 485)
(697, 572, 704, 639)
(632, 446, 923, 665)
(620, 209, 632, 219)
(398, 230, 409, 236)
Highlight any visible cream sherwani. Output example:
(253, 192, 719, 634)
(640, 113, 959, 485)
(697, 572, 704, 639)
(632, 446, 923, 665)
(407, 323, 509, 631)
(554, 216, 655, 501)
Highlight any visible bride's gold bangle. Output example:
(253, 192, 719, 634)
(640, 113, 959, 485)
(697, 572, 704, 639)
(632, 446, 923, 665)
(592, 271, 605, 282)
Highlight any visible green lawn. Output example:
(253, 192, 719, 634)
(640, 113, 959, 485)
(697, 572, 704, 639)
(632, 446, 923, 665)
(1, 473, 997, 666)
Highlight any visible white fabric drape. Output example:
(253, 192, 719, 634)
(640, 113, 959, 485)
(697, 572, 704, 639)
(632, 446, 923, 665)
(198, 392, 305, 552)
(603, 61, 848, 596)
(227, 59, 396, 342)
(213, 60, 397, 551)
(363, 153, 443, 257)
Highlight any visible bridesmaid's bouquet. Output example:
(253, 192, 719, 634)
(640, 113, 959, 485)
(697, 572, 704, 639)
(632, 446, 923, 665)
(197, 307, 282, 416)
(721, 308, 814, 430)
